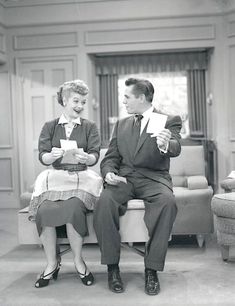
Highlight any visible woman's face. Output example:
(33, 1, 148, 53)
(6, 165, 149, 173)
(63, 92, 87, 119)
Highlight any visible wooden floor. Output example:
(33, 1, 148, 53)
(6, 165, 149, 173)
(0, 208, 235, 306)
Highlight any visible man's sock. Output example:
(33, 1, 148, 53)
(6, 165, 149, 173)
(145, 267, 156, 273)
(107, 264, 119, 272)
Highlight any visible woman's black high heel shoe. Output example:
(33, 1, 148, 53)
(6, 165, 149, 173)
(35, 261, 61, 288)
(76, 263, 94, 286)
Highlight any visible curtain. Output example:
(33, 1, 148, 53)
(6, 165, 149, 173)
(187, 70, 207, 138)
(99, 74, 118, 146)
(96, 51, 208, 75)
(96, 51, 209, 145)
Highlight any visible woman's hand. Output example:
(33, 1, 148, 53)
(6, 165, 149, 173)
(75, 151, 89, 164)
(75, 151, 96, 166)
(51, 147, 64, 159)
(41, 147, 64, 165)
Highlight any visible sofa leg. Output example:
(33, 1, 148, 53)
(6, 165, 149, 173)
(196, 234, 205, 247)
(121, 243, 145, 257)
(221, 245, 229, 261)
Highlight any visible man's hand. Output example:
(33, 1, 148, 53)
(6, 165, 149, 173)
(156, 128, 171, 151)
(105, 172, 120, 185)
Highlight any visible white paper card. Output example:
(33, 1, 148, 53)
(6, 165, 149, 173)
(113, 174, 127, 184)
(228, 171, 235, 179)
(146, 113, 168, 136)
(60, 148, 85, 164)
(60, 139, 78, 151)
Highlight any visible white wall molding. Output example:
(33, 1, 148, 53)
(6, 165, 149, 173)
(85, 24, 216, 46)
(0, 157, 13, 191)
(13, 31, 78, 50)
(1, 0, 231, 28)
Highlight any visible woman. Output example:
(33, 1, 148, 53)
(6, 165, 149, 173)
(29, 79, 103, 288)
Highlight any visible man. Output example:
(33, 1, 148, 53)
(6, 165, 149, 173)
(93, 78, 182, 295)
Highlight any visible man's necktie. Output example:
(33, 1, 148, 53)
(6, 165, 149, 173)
(131, 114, 143, 154)
(134, 114, 143, 127)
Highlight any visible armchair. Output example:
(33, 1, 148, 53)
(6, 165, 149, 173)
(211, 177, 235, 261)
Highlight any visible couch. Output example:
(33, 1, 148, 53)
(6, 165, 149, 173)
(19, 145, 214, 247)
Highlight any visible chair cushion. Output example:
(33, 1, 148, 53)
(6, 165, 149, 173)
(211, 193, 235, 218)
(127, 199, 144, 210)
(187, 176, 208, 190)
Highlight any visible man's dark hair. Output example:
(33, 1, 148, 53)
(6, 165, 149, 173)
(125, 78, 154, 103)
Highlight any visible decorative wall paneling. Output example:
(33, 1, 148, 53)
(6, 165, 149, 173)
(2, 0, 234, 27)
(0, 70, 18, 207)
(16, 56, 76, 190)
(228, 21, 235, 37)
(231, 151, 235, 170)
(0, 72, 12, 147)
(13, 32, 78, 50)
(85, 25, 215, 46)
(0, 26, 6, 63)
(227, 13, 235, 179)
(0, 157, 13, 191)
(228, 44, 235, 141)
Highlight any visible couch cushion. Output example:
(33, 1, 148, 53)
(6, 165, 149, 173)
(127, 199, 144, 210)
(187, 176, 208, 190)
(170, 145, 205, 178)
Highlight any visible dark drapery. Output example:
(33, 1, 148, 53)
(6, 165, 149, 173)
(99, 74, 118, 146)
(96, 51, 208, 75)
(187, 69, 207, 138)
(96, 51, 209, 145)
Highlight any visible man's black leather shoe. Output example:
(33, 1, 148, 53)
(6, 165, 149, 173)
(108, 270, 124, 293)
(145, 269, 160, 295)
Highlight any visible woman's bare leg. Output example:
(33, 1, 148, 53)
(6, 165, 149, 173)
(66, 223, 89, 274)
(39, 226, 58, 278)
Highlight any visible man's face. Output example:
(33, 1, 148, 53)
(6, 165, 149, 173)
(123, 85, 141, 114)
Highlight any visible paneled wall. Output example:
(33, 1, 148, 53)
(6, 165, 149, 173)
(227, 13, 235, 172)
(0, 0, 235, 207)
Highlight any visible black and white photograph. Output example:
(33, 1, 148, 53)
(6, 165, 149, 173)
(0, 0, 235, 305)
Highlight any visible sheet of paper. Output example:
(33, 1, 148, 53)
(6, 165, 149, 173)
(228, 171, 235, 179)
(61, 149, 78, 164)
(60, 139, 78, 151)
(61, 139, 84, 164)
(146, 113, 168, 136)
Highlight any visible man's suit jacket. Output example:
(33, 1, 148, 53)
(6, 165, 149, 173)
(101, 110, 182, 190)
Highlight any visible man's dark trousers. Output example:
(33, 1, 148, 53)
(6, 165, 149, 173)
(93, 172, 177, 271)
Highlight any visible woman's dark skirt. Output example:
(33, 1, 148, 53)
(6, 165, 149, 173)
(35, 197, 89, 237)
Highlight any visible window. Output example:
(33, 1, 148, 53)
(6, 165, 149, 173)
(118, 72, 189, 138)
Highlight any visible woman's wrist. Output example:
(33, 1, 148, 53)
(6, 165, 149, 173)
(42, 152, 58, 165)
(86, 154, 96, 166)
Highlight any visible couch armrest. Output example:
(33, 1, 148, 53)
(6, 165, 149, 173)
(187, 176, 208, 190)
(221, 178, 235, 192)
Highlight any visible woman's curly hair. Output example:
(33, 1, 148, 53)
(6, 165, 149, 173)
(57, 79, 89, 106)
